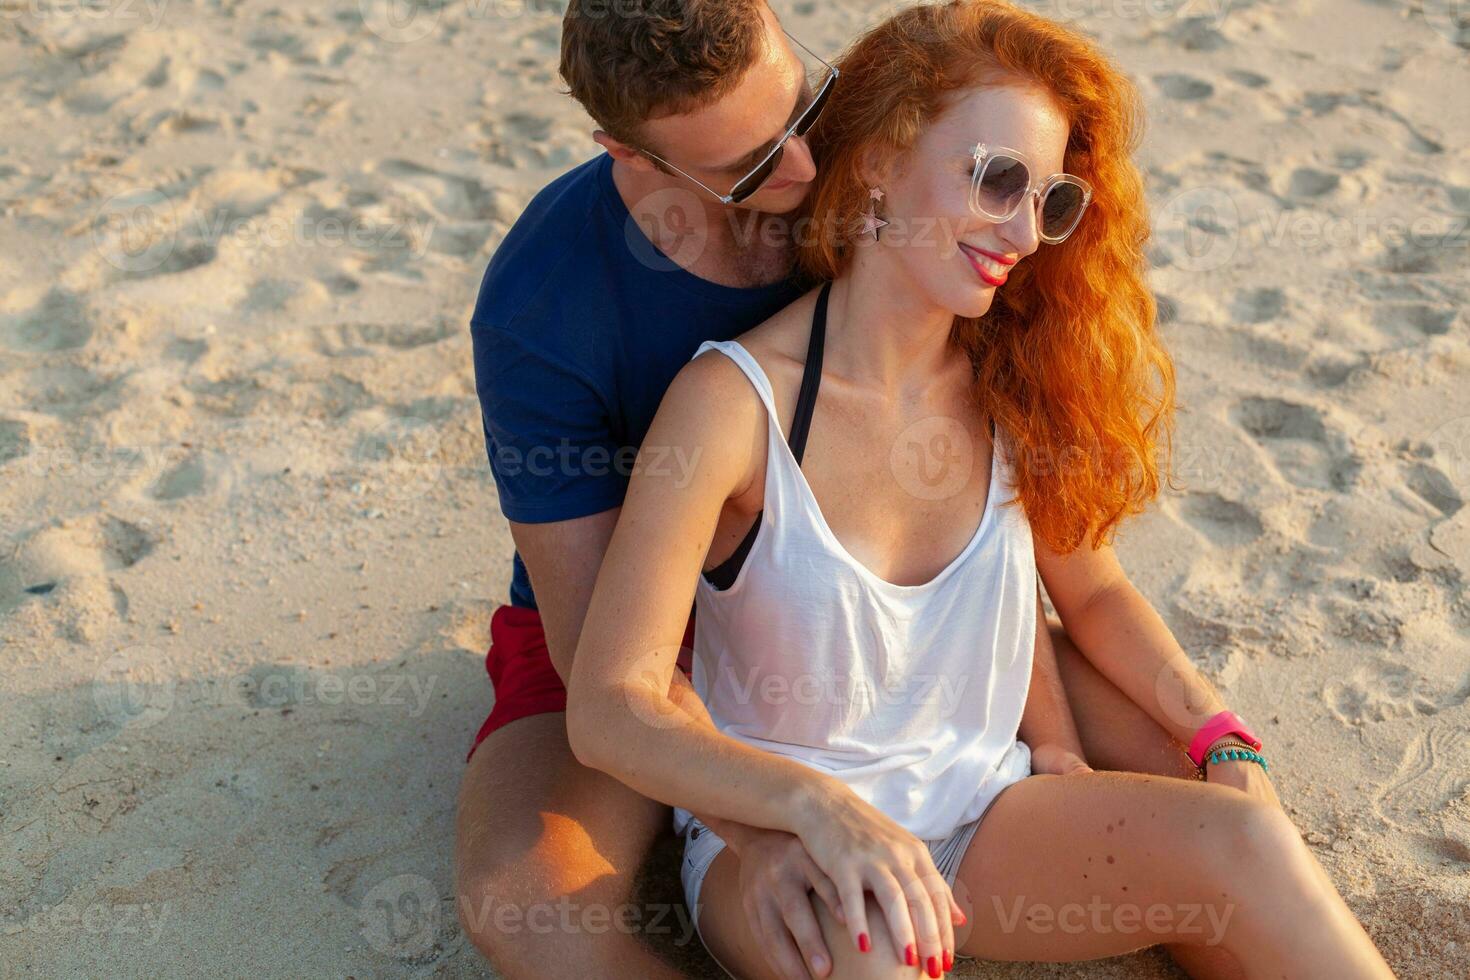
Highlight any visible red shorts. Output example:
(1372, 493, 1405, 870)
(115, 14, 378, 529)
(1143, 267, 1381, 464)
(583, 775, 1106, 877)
(467, 603, 696, 762)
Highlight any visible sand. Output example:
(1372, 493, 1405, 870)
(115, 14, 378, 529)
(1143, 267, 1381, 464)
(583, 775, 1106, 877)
(0, 0, 1466, 977)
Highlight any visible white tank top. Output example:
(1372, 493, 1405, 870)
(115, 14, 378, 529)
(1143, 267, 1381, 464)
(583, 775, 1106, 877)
(674, 339, 1035, 843)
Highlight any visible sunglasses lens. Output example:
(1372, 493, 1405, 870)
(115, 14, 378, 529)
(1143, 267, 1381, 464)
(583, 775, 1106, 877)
(794, 73, 834, 137)
(730, 144, 784, 203)
(973, 153, 1030, 218)
(1040, 180, 1088, 241)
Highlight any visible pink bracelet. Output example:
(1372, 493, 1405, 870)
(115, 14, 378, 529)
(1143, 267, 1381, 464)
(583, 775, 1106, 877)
(1187, 710, 1261, 768)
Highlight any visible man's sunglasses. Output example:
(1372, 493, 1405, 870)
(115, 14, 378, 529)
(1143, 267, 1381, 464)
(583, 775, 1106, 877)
(640, 29, 837, 205)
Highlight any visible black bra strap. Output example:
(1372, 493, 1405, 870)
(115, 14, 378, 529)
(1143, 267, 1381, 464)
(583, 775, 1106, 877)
(788, 280, 830, 466)
(702, 281, 831, 589)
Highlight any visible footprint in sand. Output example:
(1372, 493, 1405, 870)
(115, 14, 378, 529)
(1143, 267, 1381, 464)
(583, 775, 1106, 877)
(1370, 302, 1459, 339)
(1378, 234, 1462, 276)
(371, 158, 516, 223)
(1374, 724, 1470, 828)
(1158, 17, 1228, 52)
(1174, 491, 1265, 548)
(1305, 351, 1369, 389)
(1325, 662, 1443, 725)
(1233, 396, 1362, 492)
(0, 515, 157, 613)
(1285, 167, 1340, 201)
(1154, 73, 1214, 102)
(1154, 292, 1179, 326)
(1402, 460, 1463, 517)
(0, 418, 30, 466)
(1230, 287, 1287, 325)
(1225, 69, 1270, 90)
(150, 455, 209, 502)
(1333, 148, 1372, 171)
(307, 320, 455, 358)
(0, 288, 94, 353)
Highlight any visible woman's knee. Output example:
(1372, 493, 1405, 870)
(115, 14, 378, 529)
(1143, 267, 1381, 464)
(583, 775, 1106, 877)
(1198, 794, 1312, 887)
(815, 894, 926, 980)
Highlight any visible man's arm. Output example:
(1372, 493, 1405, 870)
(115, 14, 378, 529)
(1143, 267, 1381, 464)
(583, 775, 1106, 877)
(1018, 581, 1093, 775)
(513, 484, 838, 980)
(509, 510, 621, 686)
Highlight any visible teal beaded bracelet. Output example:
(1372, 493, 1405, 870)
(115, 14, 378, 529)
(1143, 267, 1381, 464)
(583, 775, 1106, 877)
(1206, 746, 1270, 773)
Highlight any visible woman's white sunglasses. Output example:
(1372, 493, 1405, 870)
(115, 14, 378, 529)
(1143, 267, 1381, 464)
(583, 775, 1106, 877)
(969, 143, 1093, 244)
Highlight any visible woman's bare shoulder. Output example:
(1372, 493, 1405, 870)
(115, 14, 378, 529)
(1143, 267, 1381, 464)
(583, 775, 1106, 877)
(738, 283, 822, 361)
(727, 282, 825, 407)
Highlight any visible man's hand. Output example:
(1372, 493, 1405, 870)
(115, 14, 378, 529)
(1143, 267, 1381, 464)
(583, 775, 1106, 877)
(735, 828, 843, 980)
(1029, 743, 1094, 776)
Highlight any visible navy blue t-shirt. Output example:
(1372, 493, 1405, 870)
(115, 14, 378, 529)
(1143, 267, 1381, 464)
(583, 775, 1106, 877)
(470, 153, 804, 609)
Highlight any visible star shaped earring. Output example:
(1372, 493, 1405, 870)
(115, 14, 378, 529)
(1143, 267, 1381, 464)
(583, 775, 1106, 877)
(861, 186, 888, 239)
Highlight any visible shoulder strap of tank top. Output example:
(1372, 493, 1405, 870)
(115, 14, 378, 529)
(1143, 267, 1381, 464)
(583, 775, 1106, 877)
(701, 281, 831, 590)
(788, 281, 830, 466)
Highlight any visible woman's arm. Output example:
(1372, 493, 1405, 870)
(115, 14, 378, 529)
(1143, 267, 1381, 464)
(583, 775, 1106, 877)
(567, 350, 965, 964)
(1034, 539, 1278, 802)
(1035, 541, 1227, 745)
(565, 352, 845, 835)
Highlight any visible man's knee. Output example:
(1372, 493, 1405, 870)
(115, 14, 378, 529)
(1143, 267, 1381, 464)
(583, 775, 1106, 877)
(455, 844, 649, 969)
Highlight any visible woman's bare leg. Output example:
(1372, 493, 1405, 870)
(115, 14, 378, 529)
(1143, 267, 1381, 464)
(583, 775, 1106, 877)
(951, 771, 1393, 978)
(1051, 623, 1247, 980)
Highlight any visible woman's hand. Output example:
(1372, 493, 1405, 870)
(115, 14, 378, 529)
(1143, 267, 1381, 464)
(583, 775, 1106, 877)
(1028, 744, 1094, 776)
(794, 778, 963, 977)
(1205, 757, 1282, 808)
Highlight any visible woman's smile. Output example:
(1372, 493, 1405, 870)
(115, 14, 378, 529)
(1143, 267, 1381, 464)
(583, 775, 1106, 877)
(958, 241, 1015, 286)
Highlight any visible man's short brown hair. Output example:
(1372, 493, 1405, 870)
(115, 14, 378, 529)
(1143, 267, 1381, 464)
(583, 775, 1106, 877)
(560, 0, 769, 146)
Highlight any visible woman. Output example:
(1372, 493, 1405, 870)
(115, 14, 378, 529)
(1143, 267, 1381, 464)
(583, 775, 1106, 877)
(566, 1, 1396, 977)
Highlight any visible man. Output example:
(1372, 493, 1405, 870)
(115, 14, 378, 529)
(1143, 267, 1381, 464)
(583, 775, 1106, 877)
(456, 2, 1238, 978)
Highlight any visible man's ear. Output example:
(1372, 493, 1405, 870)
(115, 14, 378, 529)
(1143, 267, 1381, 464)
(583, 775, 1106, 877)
(593, 130, 658, 173)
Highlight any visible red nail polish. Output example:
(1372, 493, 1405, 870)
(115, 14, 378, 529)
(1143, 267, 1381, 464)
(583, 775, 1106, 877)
(858, 932, 870, 953)
(956, 910, 967, 926)
(904, 943, 916, 966)
(927, 954, 941, 978)
(943, 949, 954, 971)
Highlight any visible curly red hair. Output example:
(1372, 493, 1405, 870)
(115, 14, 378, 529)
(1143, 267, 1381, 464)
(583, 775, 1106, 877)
(799, 0, 1174, 553)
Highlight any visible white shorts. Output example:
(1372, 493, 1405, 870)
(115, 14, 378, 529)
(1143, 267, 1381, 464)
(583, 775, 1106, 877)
(678, 787, 1015, 974)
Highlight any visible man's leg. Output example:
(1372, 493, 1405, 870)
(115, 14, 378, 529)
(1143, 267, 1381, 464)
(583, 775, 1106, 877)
(1050, 623, 1247, 980)
(454, 712, 686, 979)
